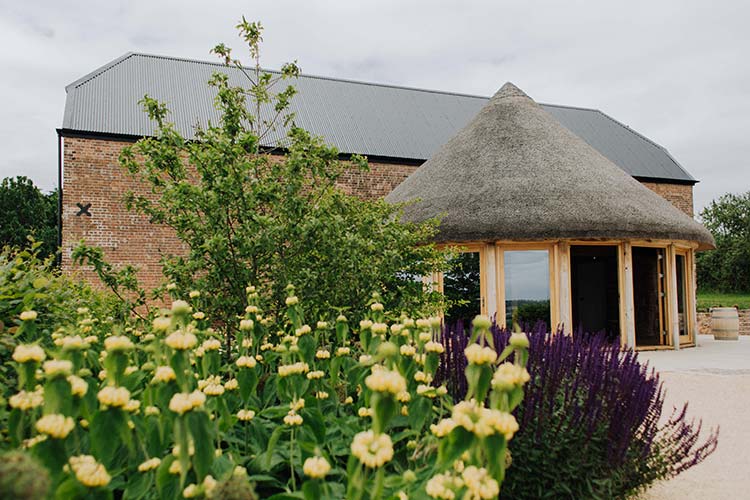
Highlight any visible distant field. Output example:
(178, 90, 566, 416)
(696, 292, 750, 311)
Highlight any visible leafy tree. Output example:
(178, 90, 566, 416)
(77, 19, 448, 328)
(0, 177, 58, 259)
(697, 191, 750, 293)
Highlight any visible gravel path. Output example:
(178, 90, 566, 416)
(639, 336, 750, 499)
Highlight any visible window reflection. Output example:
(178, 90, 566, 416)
(444, 252, 481, 332)
(676, 254, 687, 336)
(504, 250, 550, 330)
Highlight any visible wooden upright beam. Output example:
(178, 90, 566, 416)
(620, 243, 636, 348)
(558, 242, 572, 334)
(667, 245, 681, 350)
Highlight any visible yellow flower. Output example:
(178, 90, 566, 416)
(168, 460, 183, 475)
(189, 290, 200, 298)
(285, 296, 299, 306)
(9, 389, 44, 410)
(359, 354, 373, 364)
(165, 330, 198, 350)
(145, 406, 160, 416)
(351, 430, 393, 468)
(425, 341, 445, 354)
(414, 371, 432, 383)
(19, 310, 38, 321)
(316, 321, 328, 329)
(138, 457, 161, 472)
(97, 386, 131, 408)
(315, 349, 331, 360)
(416, 319, 431, 330)
(336, 346, 351, 356)
(224, 378, 239, 391)
(464, 344, 497, 365)
(425, 471, 463, 499)
(492, 363, 530, 391)
(306, 370, 324, 380)
(237, 409, 256, 421)
(69, 455, 111, 488)
(290, 398, 305, 411)
(417, 384, 437, 398)
(472, 315, 492, 330)
(316, 391, 329, 399)
(166, 282, 177, 291)
(104, 335, 134, 352)
(68, 375, 88, 397)
(202, 382, 225, 396)
(278, 362, 309, 377)
(396, 390, 411, 403)
(59, 335, 90, 351)
(370, 302, 384, 312)
(43, 359, 73, 377)
(452, 400, 518, 439)
(239, 319, 254, 331)
(12, 344, 45, 363)
(202, 338, 221, 351)
(344, 396, 354, 405)
(36, 414, 75, 439)
(400, 344, 416, 357)
(461, 466, 499, 499)
(171, 300, 192, 314)
(183, 484, 199, 498)
(430, 418, 457, 437)
(371, 323, 388, 336)
(124, 399, 141, 413)
(359, 320, 373, 330)
(192, 311, 206, 320)
(236, 355, 257, 368)
(169, 390, 206, 414)
(366, 366, 407, 395)
(509, 332, 529, 349)
(153, 366, 176, 383)
(295, 325, 311, 336)
(358, 407, 373, 418)
(284, 411, 303, 426)
(152, 316, 172, 332)
(303, 456, 331, 478)
(203, 475, 217, 497)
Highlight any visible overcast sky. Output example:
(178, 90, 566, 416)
(1, 0, 748, 213)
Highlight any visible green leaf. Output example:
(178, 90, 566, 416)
(90, 409, 128, 468)
(187, 410, 215, 481)
(265, 425, 286, 469)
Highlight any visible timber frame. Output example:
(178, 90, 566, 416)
(436, 239, 699, 350)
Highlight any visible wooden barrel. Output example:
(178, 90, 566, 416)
(712, 307, 739, 341)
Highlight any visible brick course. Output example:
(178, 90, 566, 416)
(640, 181, 694, 217)
(62, 136, 695, 291)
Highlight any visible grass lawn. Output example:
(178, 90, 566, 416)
(696, 291, 750, 311)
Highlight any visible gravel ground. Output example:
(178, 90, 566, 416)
(638, 336, 750, 499)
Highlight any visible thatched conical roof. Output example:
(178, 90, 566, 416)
(385, 83, 714, 249)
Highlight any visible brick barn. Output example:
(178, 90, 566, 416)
(59, 53, 712, 349)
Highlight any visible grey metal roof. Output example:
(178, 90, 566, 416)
(62, 52, 695, 183)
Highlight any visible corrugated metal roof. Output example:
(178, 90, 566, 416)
(62, 52, 695, 183)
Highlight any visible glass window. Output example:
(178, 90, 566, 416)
(444, 252, 481, 332)
(504, 250, 550, 330)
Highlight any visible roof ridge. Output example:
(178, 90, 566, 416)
(593, 109, 695, 181)
(538, 101, 599, 113)
(65, 52, 137, 92)
(106, 51, 492, 100)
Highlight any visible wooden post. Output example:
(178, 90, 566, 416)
(484, 244, 498, 321)
(667, 245, 680, 350)
(620, 243, 636, 348)
(558, 242, 572, 334)
(688, 249, 698, 345)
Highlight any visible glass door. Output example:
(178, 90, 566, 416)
(443, 250, 483, 333)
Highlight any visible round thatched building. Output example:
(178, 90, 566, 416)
(386, 83, 714, 350)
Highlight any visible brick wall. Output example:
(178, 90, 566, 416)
(61, 136, 418, 290)
(63, 136, 695, 291)
(640, 181, 694, 217)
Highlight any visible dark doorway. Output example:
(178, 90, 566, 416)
(571, 246, 620, 341)
(632, 247, 667, 346)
